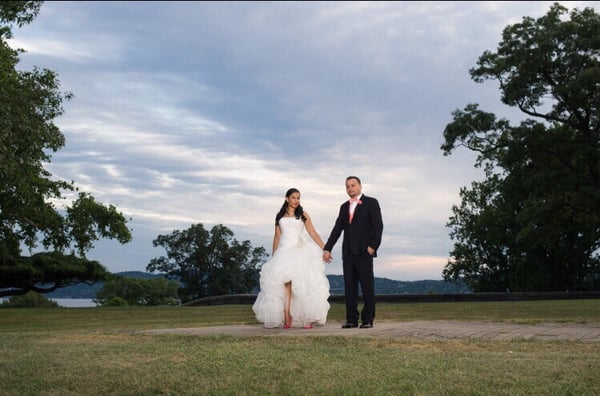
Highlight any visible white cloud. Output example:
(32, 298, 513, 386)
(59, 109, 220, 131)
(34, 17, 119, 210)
(8, 37, 97, 62)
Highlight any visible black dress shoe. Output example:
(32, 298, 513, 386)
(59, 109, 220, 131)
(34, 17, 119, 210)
(360, 322, 373, 329)
(341, 322, 358, 329)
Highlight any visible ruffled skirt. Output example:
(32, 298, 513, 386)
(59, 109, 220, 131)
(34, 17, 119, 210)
(252, 241, 330, 328)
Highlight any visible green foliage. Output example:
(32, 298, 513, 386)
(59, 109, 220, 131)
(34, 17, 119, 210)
(95, 275, 179, 306)
(0, 2, 132, 297)
(0, 251, 109, 298)
(147, 223, 268, 302)
(102, 296, 129, 307)
(1, 291, 58, 308)
(66, 192, 133, 255)
(442, 3, 600, 291)
(0, 1, 41, 36)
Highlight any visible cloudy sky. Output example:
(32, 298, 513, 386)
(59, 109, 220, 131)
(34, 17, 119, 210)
(9, 1, 596, 281)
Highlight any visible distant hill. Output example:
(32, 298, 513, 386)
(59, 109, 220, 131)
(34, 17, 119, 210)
(328, 275, 471, 295)
(47, 271, 471, 298)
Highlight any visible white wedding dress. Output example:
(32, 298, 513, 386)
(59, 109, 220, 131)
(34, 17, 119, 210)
(252, 216, 330, 328)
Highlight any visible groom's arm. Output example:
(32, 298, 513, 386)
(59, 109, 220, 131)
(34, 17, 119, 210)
(368, 198, 383, 253)
(323, 207, 344, 253)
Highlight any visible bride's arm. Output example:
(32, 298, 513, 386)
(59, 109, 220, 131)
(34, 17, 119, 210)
(272, 224, 281, 254)
(303, 211, 325, 250)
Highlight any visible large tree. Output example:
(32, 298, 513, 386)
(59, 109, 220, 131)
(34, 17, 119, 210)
(0, 1, 132, 297)
(147, 223, 267, 302)
(441, 3, 600, 292)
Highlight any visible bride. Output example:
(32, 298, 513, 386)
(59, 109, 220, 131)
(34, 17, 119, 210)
(252, 188, 330, 329)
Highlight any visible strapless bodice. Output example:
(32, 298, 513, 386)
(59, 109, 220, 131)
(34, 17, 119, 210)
(278, 216, 307, 248)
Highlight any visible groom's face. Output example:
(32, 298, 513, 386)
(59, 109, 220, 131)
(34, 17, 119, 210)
(345, 178, 362, 198)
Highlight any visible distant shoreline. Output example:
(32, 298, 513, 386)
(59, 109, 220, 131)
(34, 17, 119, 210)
(51, 298, 97, 308)
(0, 298, 97, 308)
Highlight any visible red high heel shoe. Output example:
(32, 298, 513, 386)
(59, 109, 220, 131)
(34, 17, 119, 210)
(284, 315, 292, 329)
(303, 323, 313, 329)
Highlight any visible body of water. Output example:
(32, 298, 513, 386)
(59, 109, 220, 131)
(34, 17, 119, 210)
(1, 298, 97, 307)
(51, 298, 97, 308)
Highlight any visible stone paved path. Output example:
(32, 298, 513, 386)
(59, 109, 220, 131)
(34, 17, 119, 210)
(146, 321, 600, 342)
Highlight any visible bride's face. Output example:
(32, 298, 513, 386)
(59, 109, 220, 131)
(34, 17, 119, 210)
(287, 192, 301, 209)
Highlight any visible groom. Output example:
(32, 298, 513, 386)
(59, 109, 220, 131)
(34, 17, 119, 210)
(323, 176, 383, 329)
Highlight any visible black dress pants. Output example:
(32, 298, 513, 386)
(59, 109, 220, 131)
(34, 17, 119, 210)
(343, 252, 375, 324)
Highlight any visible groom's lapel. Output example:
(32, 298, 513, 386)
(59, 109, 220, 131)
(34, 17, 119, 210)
(343, 201, 350, 223)
(354, 195, 366, 216)
(354, 199, 361, 220)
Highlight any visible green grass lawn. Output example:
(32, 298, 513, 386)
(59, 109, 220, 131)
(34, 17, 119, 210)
(1, 300, 599, 395)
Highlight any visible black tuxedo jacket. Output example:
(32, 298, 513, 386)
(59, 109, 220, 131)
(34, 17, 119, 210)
(324, 194, 383, 260)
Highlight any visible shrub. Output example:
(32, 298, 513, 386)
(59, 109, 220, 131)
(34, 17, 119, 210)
(103, 296, 129, 306)
(1, 292, 59, 308)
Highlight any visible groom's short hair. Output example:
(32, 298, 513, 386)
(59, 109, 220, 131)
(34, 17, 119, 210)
(346, 176, 361, 184)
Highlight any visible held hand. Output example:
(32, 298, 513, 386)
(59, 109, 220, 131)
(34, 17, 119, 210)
(322, 251, 333, 263)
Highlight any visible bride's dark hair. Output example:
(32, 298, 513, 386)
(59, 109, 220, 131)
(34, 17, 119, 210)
(275, 188, 306, 225)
